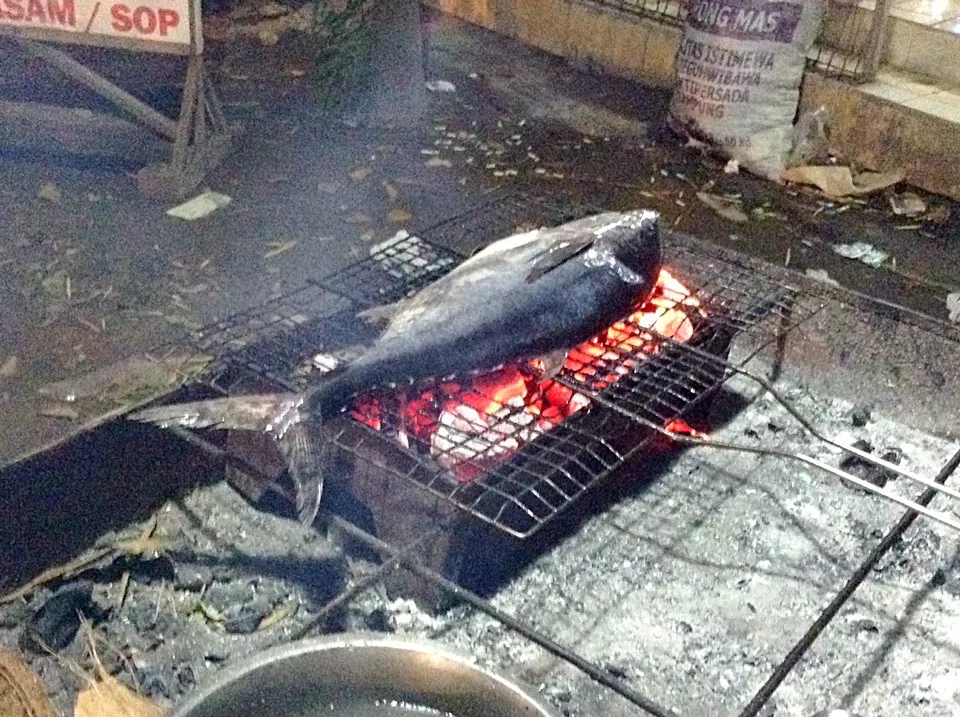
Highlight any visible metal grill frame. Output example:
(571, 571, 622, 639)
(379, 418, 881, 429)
(180, 192, 825, 539)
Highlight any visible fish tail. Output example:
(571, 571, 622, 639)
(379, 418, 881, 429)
(128, 393, 305, 433)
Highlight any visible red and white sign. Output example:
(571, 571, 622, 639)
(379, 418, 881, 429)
(0, 0, 202, 54)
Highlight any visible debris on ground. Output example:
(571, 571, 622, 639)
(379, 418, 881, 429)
(37, 182, 62, 203)
(203, 2, 315, 44)
(0, 356, 19, 378)
(948, 292, 960, 323)
(349, 166, 372, 182)
(839, 440, 902, 490)
(38, 353, 211, 405)
(0, 650, 56, 717)
(781, 166, 904, 198)
(805, 268, 841, 287)
(787, 106, 832, 167)
(832, 241, 891, 268)
(889, 192, 927, 217)
(166, 192, 232, 221)
(388, 208, 413, 223)
(723, 159, 739, 174)
(38, 405, 80, 421)
(263, 240, 298, 259)
(20, 582, 94, 654)
(697, 192, 749, 223)
(426, 80, 457, 93)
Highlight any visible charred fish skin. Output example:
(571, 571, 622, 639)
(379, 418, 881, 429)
(306, 209, 663, 418)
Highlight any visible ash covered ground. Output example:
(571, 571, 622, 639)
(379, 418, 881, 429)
(3, 365, 959, 717)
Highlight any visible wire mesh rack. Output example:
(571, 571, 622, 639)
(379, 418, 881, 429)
(176, 191, 825, 539)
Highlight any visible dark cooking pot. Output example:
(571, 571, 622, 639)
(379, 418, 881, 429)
(171, 633, 561, 717)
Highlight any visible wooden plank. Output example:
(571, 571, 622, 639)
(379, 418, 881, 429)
(0, 100, 167, 161)
(19, 39, 180, 140)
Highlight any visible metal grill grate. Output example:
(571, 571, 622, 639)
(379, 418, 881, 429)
(180, 192, 824, 538)
(315, 193, 596, 308)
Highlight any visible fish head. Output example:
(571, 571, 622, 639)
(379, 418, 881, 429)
(596, 209, 663, 280)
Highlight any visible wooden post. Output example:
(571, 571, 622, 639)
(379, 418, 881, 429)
(5, 39, 235, 200)
(862, 0, 892, 82)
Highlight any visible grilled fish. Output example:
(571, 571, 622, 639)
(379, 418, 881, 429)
(130, 210, 664, 524)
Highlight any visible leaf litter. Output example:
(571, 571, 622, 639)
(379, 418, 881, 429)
(832, 241, 891, 268)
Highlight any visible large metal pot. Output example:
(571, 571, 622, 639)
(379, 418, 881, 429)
(171, 633, 560, 717)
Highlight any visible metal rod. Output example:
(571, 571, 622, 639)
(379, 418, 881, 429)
(18, 39, 179, 140)
(290, 523, 450, 641)
(172, 55, 202, 171)
(328, 515, 684, 717)
(155, 423, 680, 715)
(290, 554, 403, 639)
(736, 447, 960, 717)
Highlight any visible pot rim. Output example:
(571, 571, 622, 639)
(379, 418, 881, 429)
(170, 631, 561, 717)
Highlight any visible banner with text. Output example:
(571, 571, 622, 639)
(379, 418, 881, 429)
(0, 0, 201, 54)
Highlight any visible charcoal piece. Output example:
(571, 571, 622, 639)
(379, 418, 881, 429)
(19, 582, 93, 653)
(223, 597, 276, 635)
(136, 668, 170, 700)
(173, 564, 214, 592)
(129, 599, 159, 633)
(130, 556, 176, 584)
(851, 405, 872, 427)
(363, 607, 392, 632)
(176, 664, 196, 691)
(839, 440, 899, 489)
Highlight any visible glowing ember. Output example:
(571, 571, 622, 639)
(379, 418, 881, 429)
(351, 268, 706, 479)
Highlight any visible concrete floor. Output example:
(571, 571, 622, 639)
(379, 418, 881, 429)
(0, 10, 958, 468)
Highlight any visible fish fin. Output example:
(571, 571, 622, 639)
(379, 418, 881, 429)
(535, 349, 568, 380)
(276, 423, 324, 525)
(357, 301, 403, 326)
(524, 236, 595, 284)
(128, 393, 304, 438)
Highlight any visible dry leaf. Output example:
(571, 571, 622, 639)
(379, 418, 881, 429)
(39, 405, 79, 421)
(696, 192, 749, 223)
(388, 208, 413, 224)
(382, 181, 399, 202)
(349, 166, 372, 182)
(345, 212, 373, 225)
(197, 602, 227, 623)
(425, 157, 452, 169)
(263, 240, 297, 259)
(0, 650, 56, 717)
(1, 546, 115, 605)
(0, 355, 19, 378)
(318, 181, 342, 194)
(257, 600, 298, 631)
(781, 166, 904, 198)
(38, 182, 62, 203)
(74, 673, 163, 717)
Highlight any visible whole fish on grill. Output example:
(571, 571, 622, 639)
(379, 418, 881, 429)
(130, 209, 664, 525)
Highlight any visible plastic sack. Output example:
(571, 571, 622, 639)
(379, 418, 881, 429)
(669, 1, 825, 180)
(787, 105, 832, 167)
